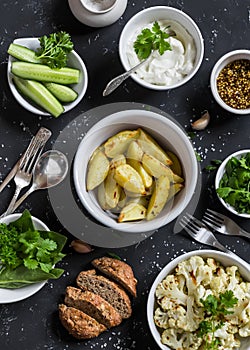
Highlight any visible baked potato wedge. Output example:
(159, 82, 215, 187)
(114, 164, 146, 194)
(104, 169, 121, 209)
(110, 154, 126, 170)
(137, 128, 172, 166)
(126, 140, 143, 162)
(118, 202, 146, 222)
(104, 130, 139, 158)
(86, 149, 110, 190)
(147, 175, 170, 221)
(142, 153, 184, 183)
(167, 151, 183, 176)
(97, 181, 110, 210)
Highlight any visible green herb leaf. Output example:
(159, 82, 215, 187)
(133, 21, 173, 60)
(0, 210, 67, 288)
(198, 291, 238, 350)
(216, 153, 250, 214)
(35, 31, 73, 68)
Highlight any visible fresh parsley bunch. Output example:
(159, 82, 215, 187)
(217, 153, 250, 214)
(0, 210, 67, 288)
(198, 291, 238, 350)
(36, 31, 74, 68)
(133, 21, 173, 60)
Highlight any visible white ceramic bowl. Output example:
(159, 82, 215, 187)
(215, 149, 250, 218)
(7, 37, 88, 116)
(73, 109, 198, 233)
(147, 249, 250, 350)
(0, 213, 50, 303)
(119, 6, 204, 90)
(210, 50, 250, 115)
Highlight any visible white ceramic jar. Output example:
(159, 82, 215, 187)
(68, 0, 128, 27)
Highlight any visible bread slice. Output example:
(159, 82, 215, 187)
(64, 286, 122, 328)
(58, 304, 106, 339)
(92, 257, 137, 297)
(76, 270, 132, 319)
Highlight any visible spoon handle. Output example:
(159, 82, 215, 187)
(12, 185, 36, 212)
(103, 57, 149, 96)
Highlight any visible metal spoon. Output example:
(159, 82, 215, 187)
(11, 150, 68, 213)
(103, 57, 150, 96)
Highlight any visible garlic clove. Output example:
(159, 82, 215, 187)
(191, 110, 210, 130)
(70, 239, 93, 253)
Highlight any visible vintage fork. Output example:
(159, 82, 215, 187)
(180, 213, 241, 258)
(203, 209, 250, 239)
(0, 137, 44, 218)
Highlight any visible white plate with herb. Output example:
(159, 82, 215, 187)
(0, 211, 67, 303)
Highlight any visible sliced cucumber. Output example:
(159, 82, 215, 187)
(11, 62, 80, 85)
(44, 82, 78, 103)
(13, 76, 64, 117)
(8, 43, 41, 63)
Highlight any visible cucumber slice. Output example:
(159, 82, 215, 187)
(8, 43, 41, 63)
(13, 76, 64, 117)
(11, 62, 80, 85)
(44, 82, 78, 103)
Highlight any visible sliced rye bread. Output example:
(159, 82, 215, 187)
(92, 257, 137, 297)
(59, 304, 106, 339)
(76, 270, 132, 319)
(64, 286, 122, 328)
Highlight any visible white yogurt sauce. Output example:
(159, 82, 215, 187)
(126, 20, 196, 86)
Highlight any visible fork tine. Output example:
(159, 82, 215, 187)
(185, 213, 207, 229)
(205, 209, 224, 223)
(22, 138, 43, 173)
(180, 216, 196, 238)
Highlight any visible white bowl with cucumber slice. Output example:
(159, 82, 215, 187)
(7, 37, 88, 117)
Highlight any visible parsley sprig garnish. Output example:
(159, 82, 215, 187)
(36, 31, 74, 68)
(133, 21, 174, 60)
(198, 291, 238, 350)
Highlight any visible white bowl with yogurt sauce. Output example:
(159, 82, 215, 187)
(119, 6, 204, 90)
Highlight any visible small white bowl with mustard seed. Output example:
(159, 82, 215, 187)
(210, 50, 250, 115)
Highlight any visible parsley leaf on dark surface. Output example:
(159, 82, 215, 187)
(134, 21, 173, 60)
(35, 31, 73, 68)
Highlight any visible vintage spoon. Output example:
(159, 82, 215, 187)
(103, 56, 150, 96)
(11, 150, 68, 213)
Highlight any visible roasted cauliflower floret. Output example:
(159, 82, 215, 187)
(156, 274, 188, 306)
(154, 307, 169, 328)
(161, 328, 202, 350)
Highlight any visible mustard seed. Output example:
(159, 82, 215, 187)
(217, 59, 250, 109)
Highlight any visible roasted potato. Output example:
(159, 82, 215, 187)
(104, 169, 121, 209)
(87, 149, 110, 190)
(114, 164, 146, 195)
(147, 175, 170, 221)
(104, 130, 139, 158)
(118, 202, 147, 222)
(142, 153, 184, 183)
(167, 151, 183, 176)
(137, 128, 172, 166)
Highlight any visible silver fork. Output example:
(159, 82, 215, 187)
(203, 209, 250, 239)
(180, 213, 240, 258)
(0, 138, 44, 218)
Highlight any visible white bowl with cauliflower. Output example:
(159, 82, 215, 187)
(147, 250, 250, 350)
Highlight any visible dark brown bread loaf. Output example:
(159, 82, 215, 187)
(76, 270, 132, 319)
(64, 286, 122, 328)
(92, 257, 137, 297)
(58, 304, 106, 339)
